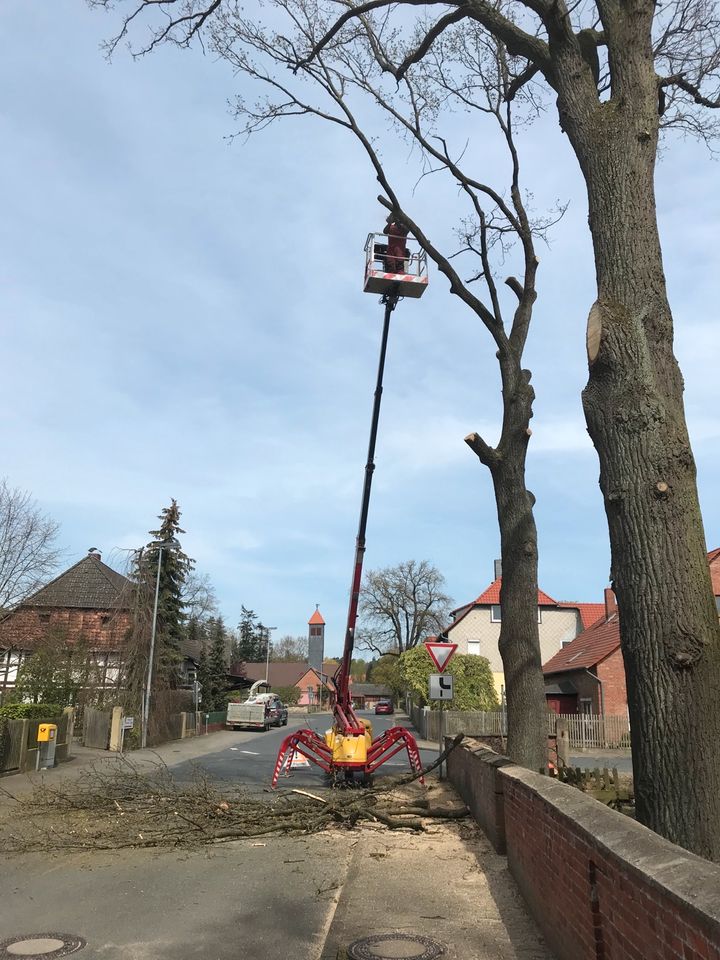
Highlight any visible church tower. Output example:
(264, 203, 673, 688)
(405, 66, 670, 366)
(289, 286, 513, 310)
(307, 605, 325, 674)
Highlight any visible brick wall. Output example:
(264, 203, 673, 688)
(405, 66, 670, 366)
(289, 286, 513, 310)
(447, 742, 511, 853)
(448, 740, 720, 960)
(597, 648, 628, 715)
(0, 606, 131, 652)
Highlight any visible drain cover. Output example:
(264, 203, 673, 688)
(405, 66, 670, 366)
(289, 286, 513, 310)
(347, 933, 445, 960)
(0, 935, 86, 959)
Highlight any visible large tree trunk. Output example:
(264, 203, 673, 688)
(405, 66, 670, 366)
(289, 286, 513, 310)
(488, 365, 547, 775)
(559, 15, 720, 859)
(492, 457, 548, 774)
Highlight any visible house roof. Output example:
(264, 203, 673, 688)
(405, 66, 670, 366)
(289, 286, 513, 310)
(543, 614, 621, 674)
(23, 553, 131, 610)
(351, 683, 392, 697)
(308, 608, 326, 625)
(708, 548, 720, 595)
(557, 602, 606, 630)
(235, 660, 340, 687)
(449, 576, 604, 636)
(464, 577, 558, 607)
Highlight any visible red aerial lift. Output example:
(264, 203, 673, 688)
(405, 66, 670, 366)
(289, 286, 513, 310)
(271, 228, 429, 787)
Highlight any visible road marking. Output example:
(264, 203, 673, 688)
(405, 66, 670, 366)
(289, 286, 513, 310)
(240, 750, 260, 755)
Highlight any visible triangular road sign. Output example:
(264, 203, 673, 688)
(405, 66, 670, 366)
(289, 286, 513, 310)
(424, 641, 458, 672)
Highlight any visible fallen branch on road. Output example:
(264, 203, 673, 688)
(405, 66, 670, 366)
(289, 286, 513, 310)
(0, 749, 469, 853)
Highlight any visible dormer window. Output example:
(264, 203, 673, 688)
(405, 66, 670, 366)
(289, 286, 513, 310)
(38, 612, 50, 623)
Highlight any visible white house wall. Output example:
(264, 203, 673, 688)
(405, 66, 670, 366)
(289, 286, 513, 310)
(448, 606, 582, 676)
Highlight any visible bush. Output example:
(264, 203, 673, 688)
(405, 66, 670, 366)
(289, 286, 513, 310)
(0, 702, 64, 720)
(273, 686, 301, 706)
(399, 647, 499, 710)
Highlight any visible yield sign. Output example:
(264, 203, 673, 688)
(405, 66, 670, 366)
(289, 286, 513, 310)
(424, 640, 458, 673)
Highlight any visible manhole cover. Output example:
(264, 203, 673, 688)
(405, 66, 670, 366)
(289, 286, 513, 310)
(347, 933, 445, 960)
(0, 935, 86, 959)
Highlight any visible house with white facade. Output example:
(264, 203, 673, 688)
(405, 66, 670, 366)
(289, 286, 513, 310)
(445, 561, 604, 698)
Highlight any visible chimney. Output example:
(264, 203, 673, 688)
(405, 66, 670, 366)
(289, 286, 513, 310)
(88, 548, 101, 561)
(604, 587, 617, 620)
(494, 559, 502, 580)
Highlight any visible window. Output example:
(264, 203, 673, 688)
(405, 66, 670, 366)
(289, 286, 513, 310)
(561, 640, 573, 648)
(580, 698, 593, 716)
(492, 604, 542, 623)
(38, 612, 50, 623)
(467, 640, 480, 656)
(310, 625, 322, 637)
(101, 615, 111, 626)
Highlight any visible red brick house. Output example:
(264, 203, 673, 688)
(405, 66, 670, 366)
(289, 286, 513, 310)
(233, 659, 342, 705)
(543, 548, 720, 717)
(0, 549, 133, 696)
(543, 589, 625, 717)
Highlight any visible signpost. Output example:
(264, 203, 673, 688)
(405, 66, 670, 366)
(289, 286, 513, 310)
(428, 669, 456, 778)
(429, 674, 454, 700)
(424, 641, 458, 673)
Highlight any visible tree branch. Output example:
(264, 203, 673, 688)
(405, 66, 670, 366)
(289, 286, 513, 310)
(660, 73, 720, 109)
(464, 431, 500, 466)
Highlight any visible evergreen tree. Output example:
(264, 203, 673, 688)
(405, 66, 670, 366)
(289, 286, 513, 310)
(133, 499, 194, 690)
(235, 606, 261, 661)
(206, 616, 229, 710)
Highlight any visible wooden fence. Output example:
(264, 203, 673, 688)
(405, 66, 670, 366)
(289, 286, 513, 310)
(0, 708, 74, 775)
(83, 707, 112, 749)
(410, 705, 630, 750)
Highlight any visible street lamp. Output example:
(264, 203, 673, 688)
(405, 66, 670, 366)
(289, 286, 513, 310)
(264, 626, 277, 685)
(141, 537, 180, 750)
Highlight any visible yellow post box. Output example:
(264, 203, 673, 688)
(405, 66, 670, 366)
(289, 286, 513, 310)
(36, 723, 58, 770)
(37, 723, 57, 742)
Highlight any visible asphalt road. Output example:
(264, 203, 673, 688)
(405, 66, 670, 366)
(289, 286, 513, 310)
(169, 710, 437, 789)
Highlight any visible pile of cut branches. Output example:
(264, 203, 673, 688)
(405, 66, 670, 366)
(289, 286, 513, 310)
(0, 740, 468, 853)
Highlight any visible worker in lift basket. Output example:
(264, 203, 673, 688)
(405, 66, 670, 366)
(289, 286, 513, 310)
(383, 214, 410, 274)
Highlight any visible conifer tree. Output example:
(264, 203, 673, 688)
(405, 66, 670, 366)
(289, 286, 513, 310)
(206, 616, 229, 710)
(134, 499, 194, 690)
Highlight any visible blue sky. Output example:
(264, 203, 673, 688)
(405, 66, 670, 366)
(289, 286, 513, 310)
(2, 1, 719, 656)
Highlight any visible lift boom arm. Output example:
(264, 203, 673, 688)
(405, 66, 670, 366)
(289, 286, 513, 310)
(333, 290, 398, 733)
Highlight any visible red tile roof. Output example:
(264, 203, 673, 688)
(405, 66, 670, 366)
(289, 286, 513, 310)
(709, 548, 720, 596)
(557, 602, 606, 630)
(308, 608, 326, 625)
(543, 615, 621, 674)
(234, 660, 339, 686)
(468, 577, 557, 607)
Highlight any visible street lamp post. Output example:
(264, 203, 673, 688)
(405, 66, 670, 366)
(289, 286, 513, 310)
(141, 538, 180, 750)
(264, 626, 277, 685)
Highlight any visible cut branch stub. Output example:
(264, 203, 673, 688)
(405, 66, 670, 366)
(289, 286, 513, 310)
(586, 301, 603, 365)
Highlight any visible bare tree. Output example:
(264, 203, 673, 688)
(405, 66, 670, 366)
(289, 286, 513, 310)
(359, 559, 453, 656)
(90, 0, 720, 857)
(0, 479, 61, 610)
(271, 634, 309, 661)
(182, 571, 218, 621)
(89, 0, 560, 775)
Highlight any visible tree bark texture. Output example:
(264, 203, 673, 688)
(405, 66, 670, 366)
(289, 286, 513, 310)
(555, 5, 720, 858)
(489, 366, 547, 776)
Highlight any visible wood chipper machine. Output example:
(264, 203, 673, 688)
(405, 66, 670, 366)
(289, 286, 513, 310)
(271, 224, 429, 787)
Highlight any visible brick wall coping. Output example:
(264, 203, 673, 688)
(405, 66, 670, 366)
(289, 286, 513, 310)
(471, 743, 720, 928)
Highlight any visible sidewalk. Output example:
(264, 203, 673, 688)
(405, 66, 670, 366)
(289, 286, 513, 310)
(1, 720, 553, 959)
(321, 781, 552, 960)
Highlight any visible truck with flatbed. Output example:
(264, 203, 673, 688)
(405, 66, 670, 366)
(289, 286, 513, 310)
(226, 681, 289, 731)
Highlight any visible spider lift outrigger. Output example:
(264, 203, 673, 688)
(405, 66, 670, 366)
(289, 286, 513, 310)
(271, 227, 429, 787)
